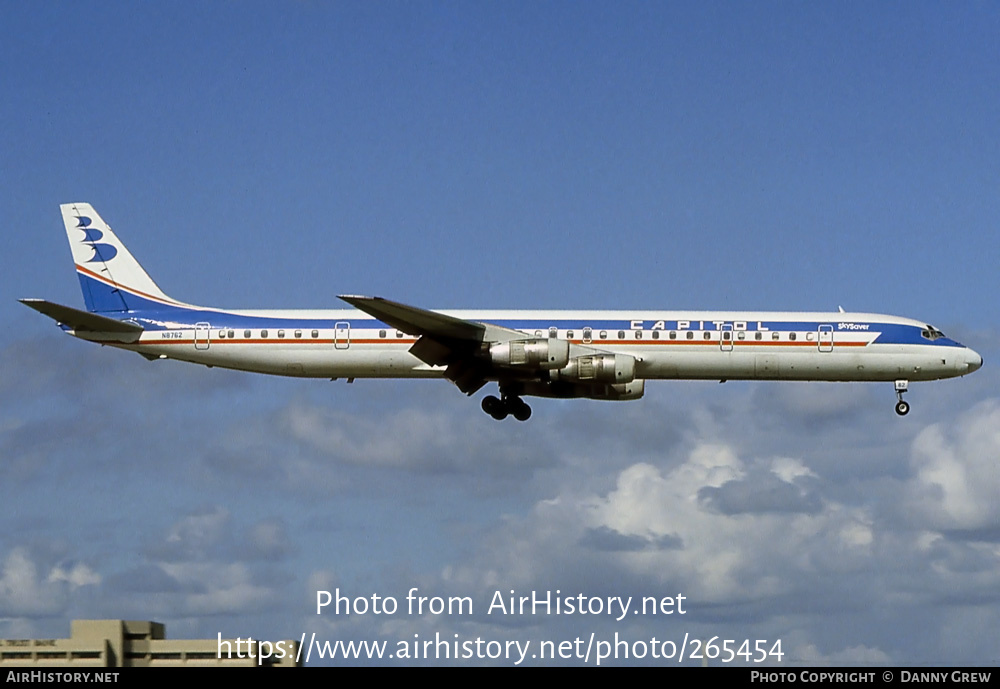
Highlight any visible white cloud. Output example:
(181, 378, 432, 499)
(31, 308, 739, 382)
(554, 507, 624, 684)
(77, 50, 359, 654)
(906, 399, 1000, 531)
(273, 400, 550, 481)
(0, 547, 100, 617)
(164, 508, 230, 553)
(441, 438, 881, 615)
(158, 562, 275, 616)
(579, 449, 877, 602)
(48, 562, 101, 588)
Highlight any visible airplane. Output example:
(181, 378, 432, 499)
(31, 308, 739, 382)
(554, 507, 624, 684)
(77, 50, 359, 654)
(21, 203, 982, 421)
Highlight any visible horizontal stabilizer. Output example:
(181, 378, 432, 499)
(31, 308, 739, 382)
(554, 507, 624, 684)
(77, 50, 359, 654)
(19, 299, 143, 342)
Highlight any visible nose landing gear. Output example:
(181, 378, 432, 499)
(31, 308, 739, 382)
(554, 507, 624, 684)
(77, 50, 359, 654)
(894, 380, 910, 416)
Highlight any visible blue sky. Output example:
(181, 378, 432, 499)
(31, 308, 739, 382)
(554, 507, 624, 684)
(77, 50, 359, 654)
(2, 2, 999, 665)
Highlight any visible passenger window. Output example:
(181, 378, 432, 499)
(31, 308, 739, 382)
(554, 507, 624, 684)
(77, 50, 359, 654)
(686, 332, 694, 340)
(772, 332, 780, 341)
(669, 331, 676, 339)
(567, 331, 574, 339)
(652, 331, 660, 340)
(600, 330, 607, 339)
(396, 331, 404, 338)
(635, 331, 642, 340)
(312, 330, 319, 338)
(278, 330, 285, 338)
(789, 332, 797, 341)
(261, 330, 268, 338)
(294, 330, 302, 338)
(549, 327, 558, 338)
(379, 330, 386, 338)
(618, 330, 625, 339)
(755, 332, 762, 341)
(535, 330, 543, 338)
(244, 330, 251, 338)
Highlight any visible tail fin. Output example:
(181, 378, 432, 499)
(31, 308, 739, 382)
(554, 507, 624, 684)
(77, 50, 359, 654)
(61, 203, 180, 313)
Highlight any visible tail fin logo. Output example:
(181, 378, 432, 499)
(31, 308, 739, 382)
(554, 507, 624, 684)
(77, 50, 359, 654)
(75, 215, 118, 263)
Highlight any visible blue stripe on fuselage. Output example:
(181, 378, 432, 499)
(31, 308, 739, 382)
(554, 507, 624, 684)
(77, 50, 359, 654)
(127, 313, 966, 349)
(84, 276, 966, 349)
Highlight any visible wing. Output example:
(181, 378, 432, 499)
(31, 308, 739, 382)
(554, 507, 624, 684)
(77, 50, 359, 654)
(339, 295, 486, 342)
(340, 295, 547, 394)
(339, 296, 639, 399)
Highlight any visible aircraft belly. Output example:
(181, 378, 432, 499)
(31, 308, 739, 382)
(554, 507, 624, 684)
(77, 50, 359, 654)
(749, 348, 957, 382)
(140, 342, 434, 379)
(641, 350, 758, 380)
(377, 350, 428, 376)
(129, 336, 967, 385)
(639, 346, 959, 383)
(757, 350, 892, 381)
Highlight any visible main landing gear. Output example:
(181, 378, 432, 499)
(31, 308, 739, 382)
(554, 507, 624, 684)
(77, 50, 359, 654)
(481, 394, 532, 422)
(894, 380, 910, 416)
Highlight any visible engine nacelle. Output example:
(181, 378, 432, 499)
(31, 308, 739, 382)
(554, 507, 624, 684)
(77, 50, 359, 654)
(551, 353, 636, 384)
(587, 380, 645, 401)
(518, 379, 646, 401)
(489, 338, 570, 370)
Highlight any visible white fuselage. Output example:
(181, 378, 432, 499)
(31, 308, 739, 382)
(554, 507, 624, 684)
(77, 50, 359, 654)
(82, 307, 982, 384)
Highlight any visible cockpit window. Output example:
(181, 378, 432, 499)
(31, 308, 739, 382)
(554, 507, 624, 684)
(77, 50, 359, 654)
(921, 325, 946, 340)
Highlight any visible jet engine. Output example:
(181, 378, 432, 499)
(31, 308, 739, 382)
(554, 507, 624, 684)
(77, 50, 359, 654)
(489, 338, 570, 370)
(550, 353, 636, 384)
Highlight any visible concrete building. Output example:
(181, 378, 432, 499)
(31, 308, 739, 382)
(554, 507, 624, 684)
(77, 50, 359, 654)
(0, 620, 299, 667)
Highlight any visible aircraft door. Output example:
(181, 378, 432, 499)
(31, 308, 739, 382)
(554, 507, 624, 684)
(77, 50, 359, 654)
(818, 324, 833, 352)
(195, 322, 211, 350)
(334, 321, 350, 350)
(720, 324, 734, 351)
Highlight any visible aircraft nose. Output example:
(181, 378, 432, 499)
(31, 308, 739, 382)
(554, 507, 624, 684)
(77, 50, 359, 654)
(966, 349, 983, 374)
